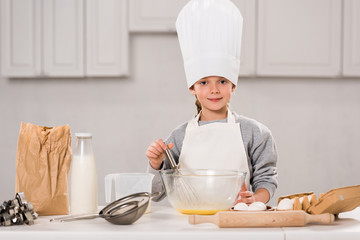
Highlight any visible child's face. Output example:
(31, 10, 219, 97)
(190, 76, 236, 113)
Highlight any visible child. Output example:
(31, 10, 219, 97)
(146, 0, 277, 204)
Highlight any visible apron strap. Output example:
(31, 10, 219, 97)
(227, 109, 236, 123)
(189, 108, 235, 128)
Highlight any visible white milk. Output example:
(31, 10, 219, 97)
(70, 155, 98, 215)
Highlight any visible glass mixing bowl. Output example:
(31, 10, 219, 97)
(159, 169, 246, 215)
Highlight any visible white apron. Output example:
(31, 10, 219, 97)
(179, 109, 251, 189)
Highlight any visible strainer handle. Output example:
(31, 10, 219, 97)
(50, 213, 99, 222)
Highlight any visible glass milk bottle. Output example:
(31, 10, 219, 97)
(70, 133, 98, 214)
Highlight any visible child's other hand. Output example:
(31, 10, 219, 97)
(146, 139, 174, 170)
(236, 183, 255, 205)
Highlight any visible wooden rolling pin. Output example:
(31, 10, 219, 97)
(188, 210, 334, 228)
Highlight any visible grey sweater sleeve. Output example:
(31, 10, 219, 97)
(237, 114, 278, 200)
(147, 113, 278, 201)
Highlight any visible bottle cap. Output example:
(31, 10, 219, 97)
(75, 133, 92, 138)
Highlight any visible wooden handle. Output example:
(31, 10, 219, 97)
(189, 211, 335, 228)
(189, 214, 219, 226)
(306, 213, 335, 224)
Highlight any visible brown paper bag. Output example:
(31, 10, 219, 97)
(15, 122, 72, 215)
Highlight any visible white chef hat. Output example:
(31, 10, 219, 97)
(176, 0, 243, 88)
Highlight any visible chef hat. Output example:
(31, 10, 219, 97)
(176, 0, 243, 88)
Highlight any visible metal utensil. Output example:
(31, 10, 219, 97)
(50, 192, 160, 225)
(164, 146, 199, 208)
(164, 147, 178, 169)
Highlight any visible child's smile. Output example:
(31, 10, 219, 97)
(207, 97, 223, 103)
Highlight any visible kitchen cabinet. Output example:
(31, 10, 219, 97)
(257, 0, 342, 77)
(43, 0, 84, 77)
(86, 0, 128, 76)
(1, 0, 41, 77)
(0, 0, 128, 77)
(128, 0, 188, 32)
(343, 0, 360, 76)
(2, 0, 357, 78)
(233, 0, 256, 76)
(129, 0, 256, 76)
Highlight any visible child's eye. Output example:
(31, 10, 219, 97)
(220, 79, 228, 84)
(199, 81, 207, 85)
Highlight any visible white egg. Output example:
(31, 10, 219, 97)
(248, 202, 267, 211)
(233, 202, 249, 211)
(277, 198, 293, 210)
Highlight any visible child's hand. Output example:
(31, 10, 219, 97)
(146, 139, 174, 170)
(236, 183, 255, 205)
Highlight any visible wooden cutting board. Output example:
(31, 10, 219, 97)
(188, 210, 335, 228)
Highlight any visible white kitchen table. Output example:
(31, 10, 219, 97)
(0, 206, 359, 240)
(283, 207, 360, 240)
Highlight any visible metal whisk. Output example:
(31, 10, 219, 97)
(164, 147, 199, 208)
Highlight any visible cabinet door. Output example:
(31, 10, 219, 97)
(43, 0, 84, 77)
(129, 0, 255, 76)
(0, 0, 41, 77)
(343, 0, 360, 76)
(257, 0, 341, 77)
(233, 0, 256, 76)
(86, 0, 129, 76)
(129, 0, 188, 32)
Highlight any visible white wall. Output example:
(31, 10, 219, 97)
(1, 33, 359, 207)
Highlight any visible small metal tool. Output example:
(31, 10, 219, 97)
(0, 192, 37, 226)
(163, 146, 199, 208)
(50, 192, 161, 225)
(164, 147, 178, 169)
